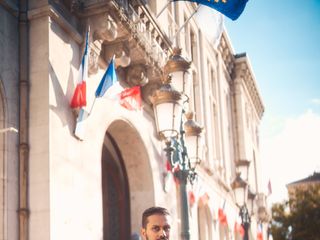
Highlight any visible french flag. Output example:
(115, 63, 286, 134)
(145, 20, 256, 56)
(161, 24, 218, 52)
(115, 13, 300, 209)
(70, 31, 89, 108)
(119, 86, 142, 111)
(95, 57, 122, 99)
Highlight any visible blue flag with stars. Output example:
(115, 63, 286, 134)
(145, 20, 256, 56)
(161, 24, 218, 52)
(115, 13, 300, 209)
(173, 0, 249, 20)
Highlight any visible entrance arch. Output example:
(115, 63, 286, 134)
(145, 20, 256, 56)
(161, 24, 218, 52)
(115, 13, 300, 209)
(102, 119, 155, 239)
(102, 132, 130, 239)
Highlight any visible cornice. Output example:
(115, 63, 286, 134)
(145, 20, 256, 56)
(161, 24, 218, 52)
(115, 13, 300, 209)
(233, 55, 265, 119)
(28, 4, 82, 44)
(217, 31, 264, 119)
(218, 31, 235, 76)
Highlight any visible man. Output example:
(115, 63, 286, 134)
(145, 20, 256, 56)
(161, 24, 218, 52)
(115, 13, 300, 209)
(141, 207, 171, 240)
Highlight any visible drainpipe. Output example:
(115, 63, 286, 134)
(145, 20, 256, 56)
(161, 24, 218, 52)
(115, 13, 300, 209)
(18, 0, 29, 240)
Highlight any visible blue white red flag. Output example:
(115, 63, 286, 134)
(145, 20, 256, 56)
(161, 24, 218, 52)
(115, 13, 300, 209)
(70, 31, 89, 108)
(118, 86, 142, 111)
(95, 58, 122, 98)
(173, 0, 248, 20)
(74, 108, 89, 140)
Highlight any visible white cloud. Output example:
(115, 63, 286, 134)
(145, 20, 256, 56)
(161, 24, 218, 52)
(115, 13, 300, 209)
(311, 98, 320, 105)
(260, 110, 320, 203)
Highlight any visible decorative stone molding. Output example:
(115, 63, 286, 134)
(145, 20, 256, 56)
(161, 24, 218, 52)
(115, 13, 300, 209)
(218, 32, 235, 75)
(233, 55, 265, 119)
(104, 41, 131, 67)
(28, 4, 82, 44)
(93, 13, 118, 42)
(126, 64, 148, 86)
(70, 0, 85, 12)
(88, 47, 100, 75)
(142, 81, 161, 106)
(112, 0, 171, 68)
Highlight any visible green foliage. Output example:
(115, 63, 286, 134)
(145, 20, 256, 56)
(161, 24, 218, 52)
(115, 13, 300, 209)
(270, 184, 320, 240)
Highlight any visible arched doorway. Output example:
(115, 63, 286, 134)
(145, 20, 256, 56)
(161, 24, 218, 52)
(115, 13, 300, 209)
(102, 132, 131, 240)
(100, 119, 156, 238)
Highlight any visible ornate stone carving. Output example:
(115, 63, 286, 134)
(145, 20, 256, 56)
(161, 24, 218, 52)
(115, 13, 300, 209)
(93, 14, 118, 42)
(141, 81, 161, 105)
(88, 48, 99, 75)
(70, 0, 84, 12)
(218, 33, 235, 75)
(126, 64, 148, 86)
(233, 57, 265, 119)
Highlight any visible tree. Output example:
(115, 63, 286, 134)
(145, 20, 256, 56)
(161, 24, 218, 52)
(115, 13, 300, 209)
(270, 184, 320, 240)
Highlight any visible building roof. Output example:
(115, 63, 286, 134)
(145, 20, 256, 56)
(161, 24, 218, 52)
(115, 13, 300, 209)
(287, 172, 320, 186)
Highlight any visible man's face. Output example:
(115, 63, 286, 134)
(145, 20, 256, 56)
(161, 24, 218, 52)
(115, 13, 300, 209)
(141, 214, 171, 240)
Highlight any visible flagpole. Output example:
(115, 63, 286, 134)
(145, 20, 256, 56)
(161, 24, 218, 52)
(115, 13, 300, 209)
(88, 97, 97, 115)
(156, 0, 174, 18)
(170, 5, 200, 42)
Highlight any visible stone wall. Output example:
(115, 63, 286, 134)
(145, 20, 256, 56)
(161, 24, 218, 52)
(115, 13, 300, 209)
(0, 3, 20, 240)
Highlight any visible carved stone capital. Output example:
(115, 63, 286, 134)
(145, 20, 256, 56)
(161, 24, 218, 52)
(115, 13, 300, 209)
(126, 64, 148, 86)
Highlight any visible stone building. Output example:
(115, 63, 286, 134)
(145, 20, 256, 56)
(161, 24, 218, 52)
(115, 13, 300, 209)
(287, 172, 320, 201)
(0, 0, 269, 239)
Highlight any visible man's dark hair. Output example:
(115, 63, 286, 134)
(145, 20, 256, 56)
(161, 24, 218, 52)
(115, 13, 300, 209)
(142, 206, 170, 228)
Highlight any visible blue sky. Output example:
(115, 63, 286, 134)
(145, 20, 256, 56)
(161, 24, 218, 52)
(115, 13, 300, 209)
(225, 0, 320, 203)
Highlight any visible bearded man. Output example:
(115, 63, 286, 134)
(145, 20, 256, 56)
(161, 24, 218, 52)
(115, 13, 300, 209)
(141, 207, 171, 240)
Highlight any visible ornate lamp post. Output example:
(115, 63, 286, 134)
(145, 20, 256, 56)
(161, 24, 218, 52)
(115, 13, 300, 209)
(232, 161, 251, 240)
(151, 48, 202, 240)
(257, 193, 268, 222)
(235, 159, 250, 180)
(164, 48, 191, 96)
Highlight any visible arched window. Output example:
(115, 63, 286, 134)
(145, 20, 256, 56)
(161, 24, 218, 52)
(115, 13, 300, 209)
(198, 202, 213, 240)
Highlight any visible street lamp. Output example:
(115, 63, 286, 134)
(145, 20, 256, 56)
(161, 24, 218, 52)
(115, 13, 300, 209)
(163, 48, 191, 97)
(231, 172, 248, 207)
(235, 159, 250, 181)
(151, 76, 183, 140)
(184, 111, 202, 180)
(151, 48, 202, 240)
(231, 170, 250, 240)
(257, 193, 268, 222)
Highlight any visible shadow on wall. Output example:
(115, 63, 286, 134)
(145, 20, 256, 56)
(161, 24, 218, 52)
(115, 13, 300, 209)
(49, 62, 75, 135)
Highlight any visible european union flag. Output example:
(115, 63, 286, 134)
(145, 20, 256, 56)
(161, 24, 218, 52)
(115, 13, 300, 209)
(173, 0, 249, 20)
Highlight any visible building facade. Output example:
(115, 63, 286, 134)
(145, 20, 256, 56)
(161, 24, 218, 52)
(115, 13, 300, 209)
(0, 0, 269, 239)
(287, 172, 320, 201)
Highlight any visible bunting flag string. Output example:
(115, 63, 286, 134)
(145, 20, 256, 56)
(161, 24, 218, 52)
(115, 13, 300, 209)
(234, 222, 245, 237)
(218, 208, 228, 226)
